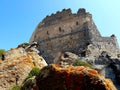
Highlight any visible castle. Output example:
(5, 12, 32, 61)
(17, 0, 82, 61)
(30, 8, 120, 64)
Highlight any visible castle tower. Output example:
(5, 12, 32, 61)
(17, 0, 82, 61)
(30, 8, 119, 64)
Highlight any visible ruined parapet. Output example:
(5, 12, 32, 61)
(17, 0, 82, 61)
(77, 8, 87, 16)
(42, 8, 72, 25)
(30, 8, 100, 43)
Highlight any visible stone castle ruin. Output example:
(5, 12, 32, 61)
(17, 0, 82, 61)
(30, 8, 120, 64)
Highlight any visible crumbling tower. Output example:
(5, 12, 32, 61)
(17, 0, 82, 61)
(30, 8, 119, 64)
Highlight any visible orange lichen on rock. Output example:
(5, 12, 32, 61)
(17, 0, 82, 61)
(36, 64, 117, 90)
(87, 69, 98, 75)
(0, 47, 47, 90)
(0, 59, 2, 63)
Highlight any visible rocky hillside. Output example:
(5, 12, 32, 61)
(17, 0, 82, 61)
(0, 46, 118, 90)
(0, 47, 47, 90)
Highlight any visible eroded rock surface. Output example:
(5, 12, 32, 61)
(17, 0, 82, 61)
(36, 64, 117, 90)
(0, 47, 47, 90)
(54, 52, 80, 65)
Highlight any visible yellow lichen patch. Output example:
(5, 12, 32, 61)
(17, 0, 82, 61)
(0, 59, 2, 63)
(104, 79, 117, 90)
(65, 66, 74, 74)
(87, 69, 98, 75)
(20, 59, 34, 68)
(52, 64, 62, 71)
(0, 47, 47, 90)
(73, 66, 86, 72)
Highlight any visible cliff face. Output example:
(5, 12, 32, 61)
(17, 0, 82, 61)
(0, 47, 47, 90)
(30, 8, 120, 64)
(36, 64, 117, 90)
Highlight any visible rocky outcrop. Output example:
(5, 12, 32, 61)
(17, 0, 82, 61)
(54, 52, 80, 65)
(0, 47, 47, 90)
(36, 64, 117, 90)
(54, 51, 120, 89)
(21, 76, 37, 90)
(94, 52, 120, 89)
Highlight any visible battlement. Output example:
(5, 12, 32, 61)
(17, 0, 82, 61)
(77, 8, 86, 15)
(42, 8, 72, 23)
(41, 8, 91, 27)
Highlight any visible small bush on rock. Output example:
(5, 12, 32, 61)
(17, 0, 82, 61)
(17, 42, 29, 48)
(24, 67, 40, 81)
(73, 60, 93, 68)
(11, 85, 21, 90)
(0, 49, 5, 59)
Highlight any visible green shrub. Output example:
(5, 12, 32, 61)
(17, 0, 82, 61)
(0, 49, 5, 54)
(73, 60, 93, 68)
(24, 67, 40, 81)
(117, 54, 120, 58)
(29, 67, 40, 76)
(18, 42, 29, 48)
(11, 85, 21, 90)
(0, 49, 5, 59)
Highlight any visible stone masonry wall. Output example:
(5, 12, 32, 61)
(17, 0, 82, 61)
(30, 8, 120, 64)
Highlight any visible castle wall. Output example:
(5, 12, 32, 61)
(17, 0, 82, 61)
(33, 14, 91, 42)
(42, 9, 72, 25)
(36, 26, 88, 63)
(30, 8, 120, 64)
(31, 10, 95, 64)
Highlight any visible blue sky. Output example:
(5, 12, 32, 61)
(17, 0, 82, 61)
(0, 0, 120, 50)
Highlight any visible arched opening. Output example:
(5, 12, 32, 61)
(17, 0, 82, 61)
(59, 27, 62, 32)
(76, 21, 79, 25)
(47, 31, 49, 35)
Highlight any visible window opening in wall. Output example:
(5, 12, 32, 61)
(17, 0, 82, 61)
(70, 27, 73, 32)
(34, 35, 37, 39)
(70, 36, 73, 40)
(47, 42, 49, 46)
(59, 40, 61, 43)
(76, 21, 79, 25)
(47, 31, 49, 35)
(59, 27, 62, 32)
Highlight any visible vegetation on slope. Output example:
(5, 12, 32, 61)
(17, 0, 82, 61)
(73, 60, 93, 68)
(24, 67, 40, 82)
(11, 85, 21, 90)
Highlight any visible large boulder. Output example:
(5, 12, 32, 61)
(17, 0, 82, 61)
(54, 52, 80, 65)
(36, 64, 117, 90)
(0, 47, 47, 90)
